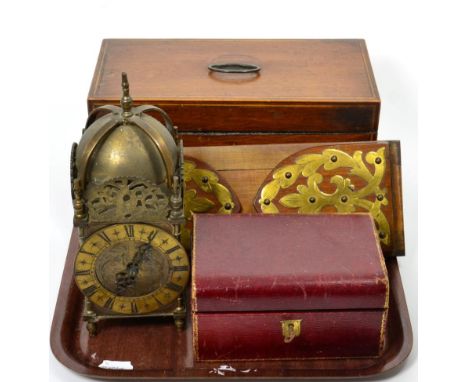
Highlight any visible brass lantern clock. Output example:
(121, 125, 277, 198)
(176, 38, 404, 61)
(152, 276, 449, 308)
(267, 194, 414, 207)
(70, 73, 188, 335)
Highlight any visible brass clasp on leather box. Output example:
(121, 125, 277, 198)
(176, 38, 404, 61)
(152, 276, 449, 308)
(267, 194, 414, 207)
(281, 320, 302, 343)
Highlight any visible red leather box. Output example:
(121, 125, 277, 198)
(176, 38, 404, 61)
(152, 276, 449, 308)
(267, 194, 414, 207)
(192, 213, 389, 361)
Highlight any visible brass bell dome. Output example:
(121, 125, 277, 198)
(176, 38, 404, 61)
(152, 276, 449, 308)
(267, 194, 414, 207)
(71, 73, 184, 236)
(75, 73, 178, 188)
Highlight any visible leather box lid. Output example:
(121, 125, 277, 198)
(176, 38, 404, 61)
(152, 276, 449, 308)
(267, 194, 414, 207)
(192, 214, 389, 313)
(88, 39, 380, 143)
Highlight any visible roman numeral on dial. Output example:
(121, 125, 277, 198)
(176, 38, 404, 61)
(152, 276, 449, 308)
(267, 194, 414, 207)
(165, 245, 180, 255)
(172, 265, 189, 272)
(103, 297, 114, 310)
(147, 230, 158, 242)
(79, 250, 96, 256)
(98, 232, 112, 245)
(152, 295, 163, 306)
(124, 224, 134, 238)
(75, 270, 91, 276)
(131, 301, 139, 314)
(166, 282, 183, 292)
(82, 285, 98, 297)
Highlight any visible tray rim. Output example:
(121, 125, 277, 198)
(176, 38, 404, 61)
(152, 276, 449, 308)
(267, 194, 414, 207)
(50, 229, 412, 380)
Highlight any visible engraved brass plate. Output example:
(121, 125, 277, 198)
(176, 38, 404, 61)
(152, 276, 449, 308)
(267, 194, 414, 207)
(85, 177, 169, 223)
(181, 157, 240, 248)
(257, 147, 390, 245)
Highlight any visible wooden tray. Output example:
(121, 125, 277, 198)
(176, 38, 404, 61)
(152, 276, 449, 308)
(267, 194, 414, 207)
(50, 143, 412, 379)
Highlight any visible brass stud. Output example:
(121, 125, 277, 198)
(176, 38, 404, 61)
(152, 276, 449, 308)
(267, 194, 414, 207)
(285, 172, 292, 179)
(331, 155, 338, 162)
(224, 203, 232, 210)
(341, 195, 348, 203)
(375, 157, 382, 164)
(377, 194, 384, 201)
(201, 176, 209, 184)
(379, 231, 386, 239)
(263, 199, 271, 205)
(309, 196, 316, 203)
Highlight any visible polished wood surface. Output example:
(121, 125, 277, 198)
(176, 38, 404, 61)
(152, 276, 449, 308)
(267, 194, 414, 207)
(88, 39, 380, 145)
(89, 39, 379, 101)
(50, 143, 411, 379)
(50, 231, 412, 379)
(180, 132, 375, 147)
(185, 142, 320, 213)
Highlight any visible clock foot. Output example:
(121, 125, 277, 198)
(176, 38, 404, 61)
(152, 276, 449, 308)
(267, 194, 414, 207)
(83, 298, 98, 335)
(173, 296, 185, 330)
(86, 321, 97, 336)
(174, 317, 185, 330)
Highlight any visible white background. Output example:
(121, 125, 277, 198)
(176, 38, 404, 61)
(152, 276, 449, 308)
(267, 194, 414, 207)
(1, 1, 466, 381)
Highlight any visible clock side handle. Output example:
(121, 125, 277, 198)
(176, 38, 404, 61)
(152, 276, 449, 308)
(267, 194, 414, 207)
(133, 105, 177, 139)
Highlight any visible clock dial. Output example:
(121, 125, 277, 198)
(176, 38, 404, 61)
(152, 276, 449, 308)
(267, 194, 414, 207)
(74, 223, 189, 315)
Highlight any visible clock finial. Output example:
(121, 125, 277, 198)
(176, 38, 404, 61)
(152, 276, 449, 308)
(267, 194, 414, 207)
(121, 72, 133, 117)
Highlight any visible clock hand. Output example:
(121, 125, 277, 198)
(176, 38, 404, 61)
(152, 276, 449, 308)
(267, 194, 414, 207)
(115, 244, 152, 294)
